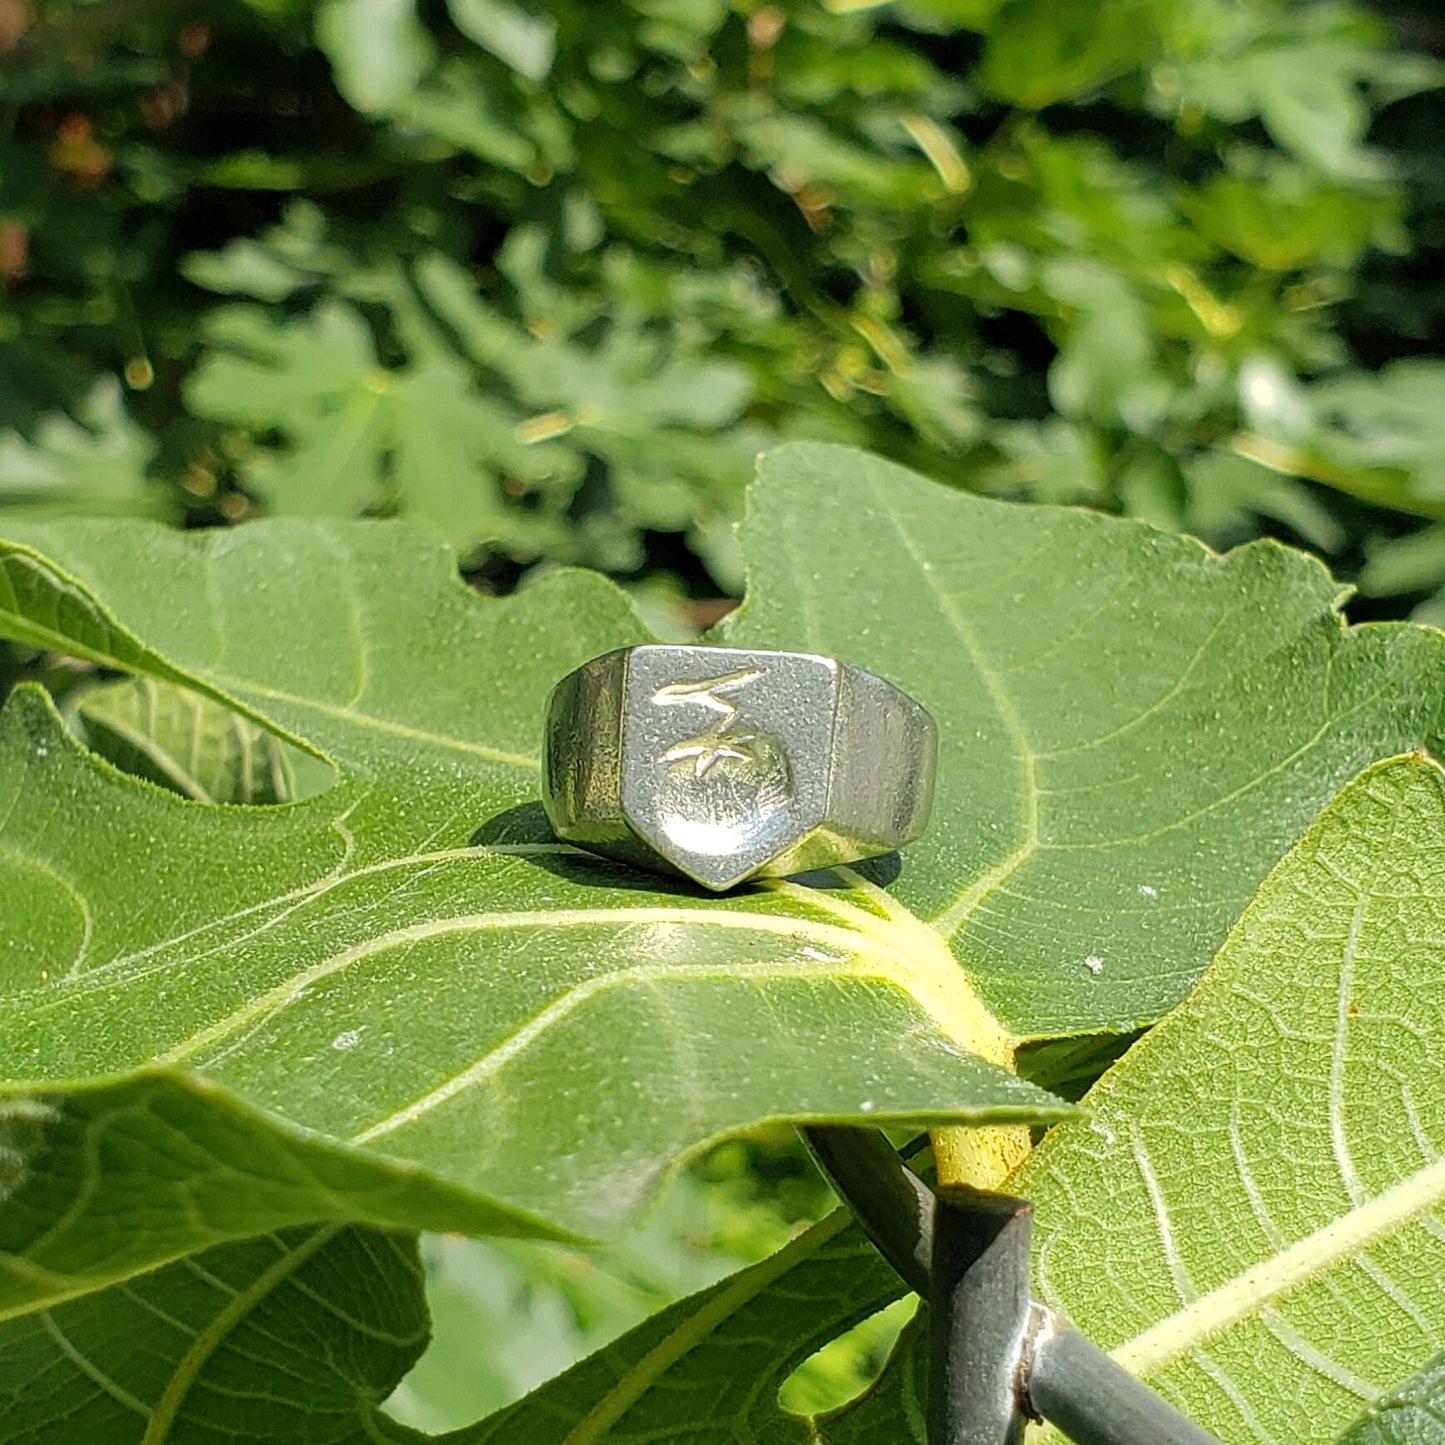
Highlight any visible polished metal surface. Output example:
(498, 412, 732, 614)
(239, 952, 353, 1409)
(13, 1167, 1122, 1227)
(542, 644, 937, 890)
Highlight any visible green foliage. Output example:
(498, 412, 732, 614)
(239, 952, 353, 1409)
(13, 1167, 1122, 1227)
(3, 1, 1445, 1432)
(0, 1226, 433, 1443)
(73, 674, 330, 802)
(0, 381, 166, 520)
(0, 0, 1441, 597)
(5, 449, 1124, 1323)
(1340, 1352, 1445, 1445)
(1017, 755, 1445, 1439)
(503, 754, 1445, 1445)
(388, 1147, 834, 1432)
(1, 444, 1444, 1439)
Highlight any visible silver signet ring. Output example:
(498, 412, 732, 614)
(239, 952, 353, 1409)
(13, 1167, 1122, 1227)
(542, 645, 938, 891)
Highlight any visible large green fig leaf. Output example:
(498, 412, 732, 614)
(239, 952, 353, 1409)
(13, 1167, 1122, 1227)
(798, 754, 1445, 1443)
(1015, 755, 1445, 1439)
(719, 445, 1445, 1035)
(0, 490, 1069, 1320)
(2, 440, 1443, 1327)
(1016, 755, 1445, 1439)
(512, 752, 1445, 1445)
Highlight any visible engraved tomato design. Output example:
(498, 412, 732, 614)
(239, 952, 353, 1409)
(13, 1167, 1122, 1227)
(659, 729, 792, 829)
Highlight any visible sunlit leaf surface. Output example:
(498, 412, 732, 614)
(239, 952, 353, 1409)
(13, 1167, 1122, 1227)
(3, 444, 1443, 1438)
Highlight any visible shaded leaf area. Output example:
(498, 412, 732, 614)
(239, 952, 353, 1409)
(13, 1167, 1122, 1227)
(0, 1224, 433, 1445)
(0, 483, 1080, 1320)
(387, 1154, 830, 1433)
(0, 1198, 919, 1445)
(1, 1115, 851, 1441)
(73, 676, 332, 805)
(440, 1207, 910, 1445)
(720, 446, 1445, 1034)
(1340, 1352, 1445, 1444)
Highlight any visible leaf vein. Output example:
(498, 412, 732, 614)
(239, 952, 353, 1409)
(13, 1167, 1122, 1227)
(141, 1224, 344, 1444)
(1114, 1154, 1445, 1376)
(38, 1309, 152, 1418)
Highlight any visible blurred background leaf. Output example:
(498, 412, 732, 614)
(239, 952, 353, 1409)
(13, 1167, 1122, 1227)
(0, 0, 1439, 613)
(387, 1131, 841, 1432)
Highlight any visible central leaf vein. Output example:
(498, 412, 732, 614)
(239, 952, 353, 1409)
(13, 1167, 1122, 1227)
(151, 904, 997, 1095)
(861, 478, 1040, 940)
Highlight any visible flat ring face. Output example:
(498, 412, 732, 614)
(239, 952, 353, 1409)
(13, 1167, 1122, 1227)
(542, 644, 937, 891)
(620, 646, 837, 890)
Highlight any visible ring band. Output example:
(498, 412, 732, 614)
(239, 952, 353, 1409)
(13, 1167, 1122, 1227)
(542, 644, 937, 891)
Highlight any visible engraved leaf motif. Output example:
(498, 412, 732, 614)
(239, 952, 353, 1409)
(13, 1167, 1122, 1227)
(654, 669, 793, 817)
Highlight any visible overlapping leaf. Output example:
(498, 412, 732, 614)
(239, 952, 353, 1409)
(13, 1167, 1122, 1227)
(74, 676, 329, 805)
(459, 1207, 907, 1445)
(1340, 1353, 1445, 1444)
(2, 440, 1443, 1347)
(0, 1224, 431, 1444)
(1, 1135, 845, 1442)
(1012, 756, 1445, 1440)
(0, 1196, 907, 1444)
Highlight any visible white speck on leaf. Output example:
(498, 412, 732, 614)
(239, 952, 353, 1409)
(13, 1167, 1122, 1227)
(332, 1029, 362, 1051)
(859, 1100, 876, 1113)
(1084, 955, 1105, 975)
(1139, 884, 1157, 898)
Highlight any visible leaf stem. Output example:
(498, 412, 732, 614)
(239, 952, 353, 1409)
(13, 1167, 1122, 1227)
(801, 1127, 1226, 1445)
(802, 1124, 933, 1293)
(1026, 1318, 1222, 1445)
(929, 1186, 1032, 1445)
